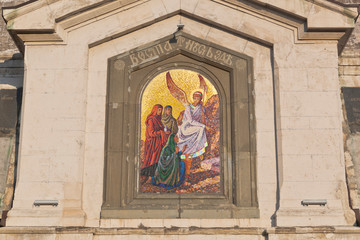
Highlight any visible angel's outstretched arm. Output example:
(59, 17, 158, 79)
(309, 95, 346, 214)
(166, 72, 189, 106)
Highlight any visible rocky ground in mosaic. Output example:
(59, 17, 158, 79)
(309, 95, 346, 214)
(140, 155, 221, 193)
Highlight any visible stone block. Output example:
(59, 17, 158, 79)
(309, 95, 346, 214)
(244, 42, 272, 71)
(84, 132, 105, 156)
(278, 68, 308, 92)
(257, 157, 277, 184)
(110, 219, 125, 228)
(200, 219, 238, 228)
(194, 0, 245, 31)
(22, 92, 85, 121)
(138, 219, 164, 228)
(279, 92, 340, 117)
(282, 155, 313, 182)
(0, 233, 56, 240)
(56, 234, 92, 240)
(256, 131, 276, 158)
(49, 117, 84, 131)
(281, 129, 341, 155)
(308, 3, 356, 29)
(309, 116, 339, 130)
(312, 155, 345, 182)
(339, 56, 360, 66)
(280, 181, 344, 201)
(258, 200, 277, 216)
(25, 46, 66, 70)
(85, 95, 106, 133)
(180, 0, 199, 13)
(340, 66, 360, 76)
(8, 4, 54, 30)
(280, 117, 310, 130)
(254, 70, 273, 94)
(54, 69, 87, 94)
(24, 69, 56, 94)
(275, 208, 353, 226)
(254, 93, 274, 120)
(160, 0, 181, 13)
(87, 71, 107, 97)
(12, 182, 65, 203)
(240, 15, 280, 44)
(256, 119, 275, 133)
(48, 156, 82, 182)
(307, 68, 339, 91)
(163, 219, 201, 228)
(340, 75, 360, 87)
(275, 43, 338, 68)
(18, 155, 50, 182)
(267, 226, 360, 240)
(258, 183, 277, 203)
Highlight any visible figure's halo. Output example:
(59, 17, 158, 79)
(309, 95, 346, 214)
(190, 88, 206, 103)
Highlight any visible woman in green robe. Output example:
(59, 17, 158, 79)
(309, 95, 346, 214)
(152, 133, 187, 189)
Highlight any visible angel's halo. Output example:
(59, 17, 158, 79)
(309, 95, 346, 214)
(190, 88, 207, 104)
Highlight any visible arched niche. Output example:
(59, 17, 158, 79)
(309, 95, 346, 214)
(102, 33, 258, 218)
(139, 68, 223, 194)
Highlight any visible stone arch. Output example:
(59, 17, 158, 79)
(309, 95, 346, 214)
(102, 33, 258, 218)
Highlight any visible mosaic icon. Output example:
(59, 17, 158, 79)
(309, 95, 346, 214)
(140, 69, 221, 194)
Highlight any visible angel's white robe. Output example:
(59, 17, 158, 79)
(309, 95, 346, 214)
(177, 104, 208, 159)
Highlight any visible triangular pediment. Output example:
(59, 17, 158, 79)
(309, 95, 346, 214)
(2, 0, 358, 54)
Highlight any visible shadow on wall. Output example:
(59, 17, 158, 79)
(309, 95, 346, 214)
(0, 53, 24, 226)
(0, 53, 24, 88)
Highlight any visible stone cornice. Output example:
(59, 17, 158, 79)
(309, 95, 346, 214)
(1, 0, 358, 55)
(0, 226, 360, 235)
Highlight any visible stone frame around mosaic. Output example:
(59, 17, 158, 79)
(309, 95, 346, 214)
(102, 33, 258, 219)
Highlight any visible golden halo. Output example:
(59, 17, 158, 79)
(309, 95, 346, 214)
(190, 88, 206, 103)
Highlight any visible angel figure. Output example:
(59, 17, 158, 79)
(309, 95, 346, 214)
(166, 72, 209, 161)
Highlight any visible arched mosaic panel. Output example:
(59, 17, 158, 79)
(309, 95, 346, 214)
(139, 69, 221, 194)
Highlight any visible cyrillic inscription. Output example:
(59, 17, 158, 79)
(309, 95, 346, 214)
(128, 36, 234, 67)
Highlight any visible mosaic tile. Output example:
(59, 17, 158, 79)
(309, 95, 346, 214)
(140, 69, 221, 194)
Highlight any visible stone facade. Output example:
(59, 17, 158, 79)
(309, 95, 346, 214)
(0, 0, 360, 238)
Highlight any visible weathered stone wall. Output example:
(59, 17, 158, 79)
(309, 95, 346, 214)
(0, 0, 25, 87)
(0, 0, 25, 220)
(0, 0, 25, 86)
(336, 0, 360, 223)
(0, 0, 26, 60)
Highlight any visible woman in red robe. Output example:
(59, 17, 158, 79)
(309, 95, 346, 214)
(141, 104, 169, 181)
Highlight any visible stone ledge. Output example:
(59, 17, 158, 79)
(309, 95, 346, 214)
(266, 226, 360, 235)
(0, 226, 266, 235)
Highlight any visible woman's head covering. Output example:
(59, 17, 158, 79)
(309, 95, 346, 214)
(162, 105, 173, 123)
(146, 104, 163, 126)
(161, 105, 172, 118)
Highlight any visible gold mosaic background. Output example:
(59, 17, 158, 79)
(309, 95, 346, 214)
(141, 69, 217, 140)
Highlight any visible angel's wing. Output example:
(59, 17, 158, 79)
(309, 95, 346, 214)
(198, 74, 208, 95)
(166, 72, 189, 106)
